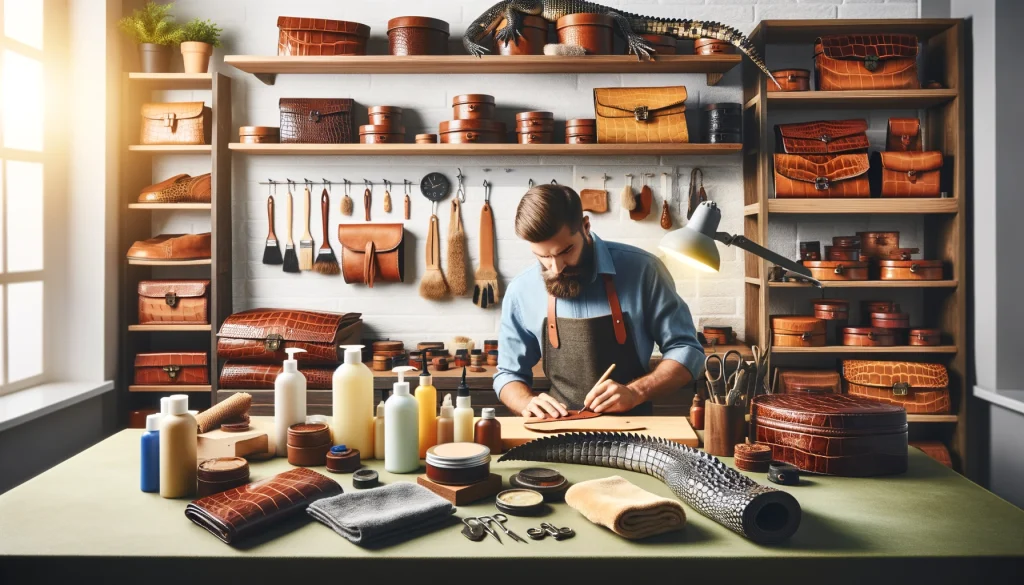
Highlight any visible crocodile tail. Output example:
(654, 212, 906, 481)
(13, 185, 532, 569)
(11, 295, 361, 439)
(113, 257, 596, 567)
(498, 431, 681, 481)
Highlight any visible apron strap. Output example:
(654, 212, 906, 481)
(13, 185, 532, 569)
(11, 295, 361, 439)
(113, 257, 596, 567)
(546, 274, 627, 349)
(547, 294, 560, 349)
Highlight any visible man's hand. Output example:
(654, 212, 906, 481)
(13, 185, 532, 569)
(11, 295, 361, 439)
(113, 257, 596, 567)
(584, 380, 645, 414)
(521, 393, 569, 419)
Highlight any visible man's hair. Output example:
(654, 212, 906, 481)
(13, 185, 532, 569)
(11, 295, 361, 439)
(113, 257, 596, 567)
(514, 184, 584, 243)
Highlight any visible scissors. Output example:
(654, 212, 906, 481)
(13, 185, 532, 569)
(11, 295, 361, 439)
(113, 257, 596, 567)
(479, 514, 528, 544)
(464, 517, 503, 543)
(526, 522, 576, 541)
(704, 350, 743, 404)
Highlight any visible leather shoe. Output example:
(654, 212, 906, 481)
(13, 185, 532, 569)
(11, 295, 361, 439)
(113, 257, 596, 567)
(138, 173, 211, 203)
(127, 233, 211, 261)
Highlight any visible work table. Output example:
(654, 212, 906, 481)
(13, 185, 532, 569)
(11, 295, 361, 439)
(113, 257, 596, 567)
(2, 429, 1022, 584)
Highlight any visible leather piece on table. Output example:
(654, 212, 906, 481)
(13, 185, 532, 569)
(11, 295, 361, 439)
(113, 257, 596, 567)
(593, 86, 689, 144)
(216, 309, 362, 363)
(886, 118, 921, 152)
(184, 467, 342, 544)
(127, 233, 211, 261)
(774, 119, 869, 154)
(878, 151, 943, 198)
(814, 34, 920, 91)
(773, 154, 870, 198)
(277, 16, 369, 56)
(523, 413, 647, 433)
(140, 102, 210, 145)
(219, 362, 335, 390)
(279, 98, 354, 144)
(138, 173, 211, 203)
(842, 360, 951, 414)
(138, 279, 209, 324)
(134, 352, 209, 385)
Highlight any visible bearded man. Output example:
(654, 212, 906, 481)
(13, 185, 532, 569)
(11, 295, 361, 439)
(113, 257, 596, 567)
(495, 184, 704, 418)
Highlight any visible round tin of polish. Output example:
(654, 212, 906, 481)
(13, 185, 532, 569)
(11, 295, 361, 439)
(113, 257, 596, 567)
(495, 489, 546, 516)
(352, 469, 379, 489)
(509, 467, 569, 502)
(425, 442, 491, 485)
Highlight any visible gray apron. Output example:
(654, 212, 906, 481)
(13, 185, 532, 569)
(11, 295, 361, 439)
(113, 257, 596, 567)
(542, 274, 652, 415)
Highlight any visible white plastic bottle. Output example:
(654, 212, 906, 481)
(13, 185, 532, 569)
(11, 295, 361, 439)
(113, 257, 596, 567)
(373, 400, 386, 460)
(454, 367, 474, 443)
(274, 348, 307, 456)
(437, 394, 455, 445)
(385, 366, 420, 473)
(159, 394, 197, 499)
(331, 345, 374, 455)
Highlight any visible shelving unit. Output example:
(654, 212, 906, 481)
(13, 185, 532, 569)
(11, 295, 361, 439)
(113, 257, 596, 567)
(228, 143, 742, 156)
(743, 20, 969, 473)
(119, 72, 232, 419)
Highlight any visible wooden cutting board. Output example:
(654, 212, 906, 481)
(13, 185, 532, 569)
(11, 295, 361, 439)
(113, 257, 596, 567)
(498, 416, 698, 449)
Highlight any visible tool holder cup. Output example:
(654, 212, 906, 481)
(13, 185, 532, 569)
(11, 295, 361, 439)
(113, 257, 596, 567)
(704, 403, 746, 457)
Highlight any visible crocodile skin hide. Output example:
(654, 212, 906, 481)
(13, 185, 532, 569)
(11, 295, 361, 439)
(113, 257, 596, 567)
(219, 362, 335, 390)
(886, 118, 921, 152)
(842, 360, 951, 414)
(134, 352, 209, 385)
(499, 432, 802, 544)
(879, 151, 943, 197)
(773, 154, 870, 198)
(276, 17, 369, 56)
(775, 119, 869, 154)
(814, 35, 920, 91)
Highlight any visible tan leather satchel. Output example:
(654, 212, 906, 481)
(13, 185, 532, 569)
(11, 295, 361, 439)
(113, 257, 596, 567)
(140, 102, 211, 145)
(593, 86, 688, 144)
(138, 280, 210, 325)
(338, 223, 405, 287)
(842, 360, 951, 414)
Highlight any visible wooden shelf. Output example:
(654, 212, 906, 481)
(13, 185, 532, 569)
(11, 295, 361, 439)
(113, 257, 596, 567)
(129, 145, 212, 154)
(127, 258, 212, 266)
(128, 324, 212, 332)
(767, 89, 957, 110)
(907, 414, 959, 423)
(743, 204, 760, 216)
(224, 54, 741, 85)
(744, 277, 762, 286)
(767, 199, 959, 214)
(772, 345, 957, 355)
(128, 203, 212, 211)
(129, 385, 212, 393)
(755, 19, 959, 43)
(769, 280, 958, 289)
(126, 72, 213, 90)
(229, 142, 741, 156)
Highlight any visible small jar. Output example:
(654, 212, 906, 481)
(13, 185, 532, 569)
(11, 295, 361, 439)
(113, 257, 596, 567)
(326, 445, 361, 473)
(425, 442, 491, 485)
(197, 457, 250, 497)
(474, 408, 502, 455)
(287, 423, 331, 467)
(486, 350, 499, 366)
(483, 340, 499, 353)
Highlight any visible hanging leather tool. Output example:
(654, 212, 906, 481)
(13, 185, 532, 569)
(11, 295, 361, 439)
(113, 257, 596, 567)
(660, 172, 673, 230)
(363, 179, 372, 222)
(620, 173, 636, 211)
(580, 174, 609, 213)
(340, 179, 353, 216)
(403, 179, 412, 220)
(383, 179, 393, 213)
(473, 181, 500, 308)
(447, 170, 469, 296)
(687, 168, 707, 220)
(630, 173, 653, 221)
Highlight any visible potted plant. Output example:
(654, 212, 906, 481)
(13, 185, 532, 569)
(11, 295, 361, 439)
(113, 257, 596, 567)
(118, 2, 183, 73)
(179, 18, 223, 74)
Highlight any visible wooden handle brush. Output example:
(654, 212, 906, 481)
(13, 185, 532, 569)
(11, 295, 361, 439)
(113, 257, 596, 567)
(312, 189, 340, 275)
(472, 201, 499, 308)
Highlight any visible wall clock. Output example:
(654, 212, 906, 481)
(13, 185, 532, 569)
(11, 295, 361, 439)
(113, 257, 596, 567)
(420, 172, 451, 202)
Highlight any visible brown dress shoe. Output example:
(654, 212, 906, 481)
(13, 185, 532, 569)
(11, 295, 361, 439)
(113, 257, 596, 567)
(127, 233, 212, 261)
(138, 173, 212, 203)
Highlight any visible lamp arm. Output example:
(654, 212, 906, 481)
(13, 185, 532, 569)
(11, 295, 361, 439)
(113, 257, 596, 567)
(713, 232, 822, 287)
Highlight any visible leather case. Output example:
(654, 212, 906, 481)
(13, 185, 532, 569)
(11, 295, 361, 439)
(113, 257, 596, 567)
(814, 34, 920, 91)
(387, 16, 449, 56)
(753, 393, 908, 477)
(842, 327, 899, 347)
(842, 360, 951, 414)
(878, 259, 944, 280)
(886, 118, 921, 152)
(857, 231, 900, 260)
(771, 316, 826, 347)
(138, 280, 210, 324)
(338, 223, 405, 287)
(773, 154, 870, 198)
(277, 16, 370, 56)
(185, 467, 342, 544)
(134, 352, 209, 385)
(767, 69, 811, 92)
(811, 299, 850, 321)
(802, 260, 869, 280)
(776, 370, 842, 394)
(593, 86, 689, 144)
(438, 119, 506, 144)
(140, 102, 211, 145)
(217, 309, 363, 363)
(878, 151, 943, 197)
(219, 362, 334, 390)
(280, 98, 354, 144)
(774, 119, 869, 154)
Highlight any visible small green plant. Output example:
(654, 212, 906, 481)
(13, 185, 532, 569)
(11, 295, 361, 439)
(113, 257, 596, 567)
(180, 18, 223, 47)
(117, 1, 183, 45)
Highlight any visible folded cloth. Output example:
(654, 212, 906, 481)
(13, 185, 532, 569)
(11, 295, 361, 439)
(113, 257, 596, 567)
(564, 475, 686, 540)
(307, 482, 455, 545)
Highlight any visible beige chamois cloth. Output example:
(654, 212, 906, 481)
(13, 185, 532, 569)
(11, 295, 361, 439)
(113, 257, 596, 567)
(564, 475, 686, 540)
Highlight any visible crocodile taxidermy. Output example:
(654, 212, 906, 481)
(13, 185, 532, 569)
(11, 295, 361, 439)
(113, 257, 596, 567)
(465, 0, 780, 87)
(499, 432, 801, 544)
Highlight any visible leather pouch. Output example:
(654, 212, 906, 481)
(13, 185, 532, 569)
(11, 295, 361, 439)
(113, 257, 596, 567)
(878, 151, 943, 197)
(580, 188, 608, 213)
(814, 35, 920, 91)
(886, 118, 921, 152)
(280, 98, 354, 144)
(220, 362, 335, 390)
(140, 102, 211, 145)
(138, 280, 210, 325)
(338, 223, 405, 287)
(134, 352, 209, 385)
(277, 16, 370, 56)
(185, 467, 342, 544)
(774, 119, 868, 154)
(774, 154, 870, 198)
(217, 309, 363, 363)
(776, 370, 841, 394)
(593, 86, 688, 144)
(842, 360, 951, 414)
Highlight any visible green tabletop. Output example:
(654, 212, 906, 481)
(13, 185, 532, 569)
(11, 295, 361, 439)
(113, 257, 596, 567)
(1, 429, 1022, 584)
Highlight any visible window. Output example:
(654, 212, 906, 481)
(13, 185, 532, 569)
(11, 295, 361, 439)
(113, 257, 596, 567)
(0, 0, 46, 394)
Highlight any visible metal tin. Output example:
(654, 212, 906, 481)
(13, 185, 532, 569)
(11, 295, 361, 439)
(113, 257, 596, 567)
(495, 489, 546, 516)
(508, 468, 569, 502)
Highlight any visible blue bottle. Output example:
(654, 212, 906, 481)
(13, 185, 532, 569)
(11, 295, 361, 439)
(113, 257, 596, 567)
(141, 413, 160, 493)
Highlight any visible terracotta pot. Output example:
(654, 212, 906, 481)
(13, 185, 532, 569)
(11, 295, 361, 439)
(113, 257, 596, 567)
(181, 41, 213, 74)
(139, 43, 171, 73)
(556, 13, 614, 55)
(497, 15, 548, 55)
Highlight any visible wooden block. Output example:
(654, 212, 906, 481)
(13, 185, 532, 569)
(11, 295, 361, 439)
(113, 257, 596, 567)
(499, 415, 699, 449)
(197, 428, 270, 460)
(416, 474, 502, 506)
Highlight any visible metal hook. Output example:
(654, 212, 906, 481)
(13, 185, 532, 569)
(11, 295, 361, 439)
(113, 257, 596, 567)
(528, 178, 535, 189)
(483, 180, 492, 204)
(404, 179, 411, 195)
(364, 179, 373, 191)
(551, 179, 558, 185)
(268, 179, 277, 196)
(456, 168, 466, 202)
(601, 173, 609, 189)
(286, 178, 296, 191)
(383, 179, 392, 192)
(343, 179, 351, 196)
(304, 178, 313, 190)
(323, 178, 331, 193)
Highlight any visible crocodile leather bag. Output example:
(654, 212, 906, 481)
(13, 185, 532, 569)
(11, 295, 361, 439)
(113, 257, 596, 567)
(878, 151, 943, 197)
(140, 102, 210, 145)
(776, 370, 841, 394)
(185, 467, 343, 544)
(593, 86, 689, 144)
(773, 154, 870, 198)
(217, 309, 362, 363)
(219, 362, 335, 390)
(277, 16, 369, 56)
(134, 352, 209, 385)
(138, 280, 210, 325)
(280, 98, 354, 144)
(753, 393, 908, 477)
(774, 119, 868, 154)
(842, 360, 951, 414)
(814, 35, 920, 91)
(886, 117, 921, 152)
(338, 223, 405, 287)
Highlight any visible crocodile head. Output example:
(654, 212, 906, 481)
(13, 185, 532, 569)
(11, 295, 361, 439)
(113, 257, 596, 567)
(463, 1, 509, 56)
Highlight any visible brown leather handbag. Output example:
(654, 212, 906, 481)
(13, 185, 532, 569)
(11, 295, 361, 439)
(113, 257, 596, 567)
(879, 151, 943, 197)
(138, 280, 210, 324)
(140, 102, 210, 145)
(842, 360, 951, 414)
(886, 118, 921, 151)
(773, 154, 870, 198)
(280, 98, 354, 144)
(134, 352, 209, 385)
(277, 16, 370, 56)
(219, 362, 334, 390)
(593, 86, 688, 143)
(338, 223, 405, 287)
(774, 119, 868, 154)
(776, 370, 841, 394)
(814, 35, 920, 90)
(217, 309, 363, 363)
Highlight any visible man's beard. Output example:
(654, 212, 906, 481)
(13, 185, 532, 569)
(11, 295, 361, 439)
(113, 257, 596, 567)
(543, 237, 594, 299)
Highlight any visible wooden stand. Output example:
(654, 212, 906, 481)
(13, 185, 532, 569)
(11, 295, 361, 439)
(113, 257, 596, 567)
(417, 474, 502, 506)
(704, 403, 746, 457)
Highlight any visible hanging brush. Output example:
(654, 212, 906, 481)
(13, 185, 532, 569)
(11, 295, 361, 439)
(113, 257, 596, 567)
(447, 198, 469, 296)
(313, 188, 340, 276)
(473, 181, 500, 308)
(340, 179, 354, 216)
(262, 193, 282, 265)
(620, 173, 636, 211)
(419, 203, 450, 300)
(282, 190, 300, 273)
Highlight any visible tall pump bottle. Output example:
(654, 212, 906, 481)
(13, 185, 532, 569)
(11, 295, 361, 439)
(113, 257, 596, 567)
(159, 394, 197, 498)
(453, 367, 474, 443)
(385, 366, 420, 473)
(415, 359, 438, 458)
(332, 345, 374, 455)
(275, 348, 307, 455)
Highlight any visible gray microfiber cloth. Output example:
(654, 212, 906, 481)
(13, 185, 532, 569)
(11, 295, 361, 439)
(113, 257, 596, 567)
(307, 482, 455, 546)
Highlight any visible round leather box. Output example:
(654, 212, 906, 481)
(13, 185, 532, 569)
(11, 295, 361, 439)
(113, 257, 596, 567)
(496, 14, 548, 56)
(425, 348, 450, 358)
(857, 231, 900, 260)
(452, 94, 495, 120)
(509, 467, 569, 502)
(767, 69, 811, 92)
(703, 326, 733, 345)
(326, 446, 362, 473)
(803, 260, 869, 281)
(372, 355, 393, 371)
(556, 13, 614, 55)
(812, 299, 850, 321)
(516, 111, 554, 125)
(733, 443, 772, 473)
(694, 38, 734, 55)
(359, 124, 405, 144)
(832, 235, 860, 248)
(870, 312, 910, 330)
(367, 106, 404, 126)
(518, 130, 554, 144)
(842, 327, 898, 347)
(825, 245, 861, 262)
(415, 133, 438, 144)
(288, 423, 332, 466)
(417, 341, 445, 351)
(878, 259, 944, 281)
(387, 16, 450, 56)
(439, 119, 506, 144)
(239, 126, 280, 144)
(373, 340, 404, 352)
(197, 457, 250, 497)
(771, 316, 827, 347)
(863, 300, 897, 316)
(909, 328, 942, 346)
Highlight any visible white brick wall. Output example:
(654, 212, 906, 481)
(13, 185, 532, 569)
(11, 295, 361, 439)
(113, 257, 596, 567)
(152, 0, 921, 346)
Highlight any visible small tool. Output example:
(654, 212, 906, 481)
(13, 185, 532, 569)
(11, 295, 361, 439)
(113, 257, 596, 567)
(480, 514, 528, 544)
(461, 518, 487, 542)
(581, 363, 616, 413)
(526, 522, 575, 541)
(469, 516, 502, 543)
(704, 350, 742, 404)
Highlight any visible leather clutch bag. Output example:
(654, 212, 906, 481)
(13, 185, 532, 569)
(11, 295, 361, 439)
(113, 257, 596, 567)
(338, 223, 405, 287)
(140, 102, 211, 145)
(185, 467, 342, 544)
(279, 98, 354, 144)
(216, 309, 362, 363)
(814, 34, 920, 91)
(842, 360, 951, 414)
(876, 151, 943, 198)
(773, 154, 870, 198)
(219, 362, 335, 390)
(886, 118, 921, 152)
(134, 352, 209, 385)
(138, 280, 210, 325)
(593, 86, 689, 144)
(774, 119, 868, 154)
